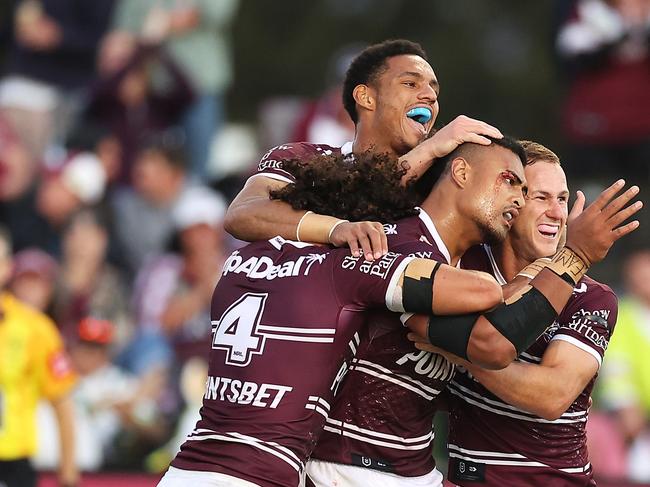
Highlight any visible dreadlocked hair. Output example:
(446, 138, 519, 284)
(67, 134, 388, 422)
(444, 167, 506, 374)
(270, 150, 420, 223)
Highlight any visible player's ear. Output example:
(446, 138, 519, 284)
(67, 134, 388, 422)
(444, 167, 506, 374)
(450, 157, 471, 189)
(353, 84, 375, 113)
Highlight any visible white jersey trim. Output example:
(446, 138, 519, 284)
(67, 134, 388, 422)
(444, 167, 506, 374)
(484, 245, 507, 285)
(518, 351, 542, 363)
(187, 430, 303, 473)
(448, 444, 592, 473)
(351, 358, 443, 400)
(323, 418, 433, 451)
(448, 380, 587, 423)
(551, 334, 603, 367)
(247, 172, 294, 184)
(416, 209, 451, 264)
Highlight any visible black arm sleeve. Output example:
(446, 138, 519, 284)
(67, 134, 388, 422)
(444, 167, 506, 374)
(427, 285, 559, 359)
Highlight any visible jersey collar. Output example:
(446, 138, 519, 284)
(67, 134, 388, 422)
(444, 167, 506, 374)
(416, 207, 452, 265)
(484, 244, 507, 285)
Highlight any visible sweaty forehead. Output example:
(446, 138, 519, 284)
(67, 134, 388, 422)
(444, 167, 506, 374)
(524, 162, 568, 194)
(468, 144, 524, 178)
(382, 55, 437, 81)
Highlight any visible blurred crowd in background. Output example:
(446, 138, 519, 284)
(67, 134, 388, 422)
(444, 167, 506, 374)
(0, 0, 648, 485)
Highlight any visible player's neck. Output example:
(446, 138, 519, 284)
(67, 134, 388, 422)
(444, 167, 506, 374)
(492, 243, 529, 282)
(351, 127, 399, 158)
(419, 184, 480, 263)
(492, 242, 529, 282)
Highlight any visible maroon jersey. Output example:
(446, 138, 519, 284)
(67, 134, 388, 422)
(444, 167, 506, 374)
(171, 236, 413, 487)
(447, 244, 618, 487)
(251, 141, 353, 184)
(312, 210, 456, 477)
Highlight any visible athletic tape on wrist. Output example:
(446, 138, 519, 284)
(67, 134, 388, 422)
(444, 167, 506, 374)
(296, 211, 313, 242)
(327, 219, 349, 243)
(545, 247, 588, 286)
(297, 212, 342, 244)
(515, 257, 551, 280)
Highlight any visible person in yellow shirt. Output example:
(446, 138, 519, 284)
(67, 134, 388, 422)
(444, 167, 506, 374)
(0, 226, 78, 487)
(599, 249, 650, 482)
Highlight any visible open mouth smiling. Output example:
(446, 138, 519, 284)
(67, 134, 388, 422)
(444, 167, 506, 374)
(538, 223, 560, 239)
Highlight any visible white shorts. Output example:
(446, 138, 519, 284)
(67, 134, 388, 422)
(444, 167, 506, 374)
(157, 466, 261, 487)
(306, 459, 444, 487)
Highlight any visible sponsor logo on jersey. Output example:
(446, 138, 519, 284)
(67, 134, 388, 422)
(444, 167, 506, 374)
(340, 251, 400, 279)
(541, 320, 562, 341)
(204, 375, 292, 409)
(573, 282, 588, 294)
(351, 454, 394, 473)
(409, 251, 434, 259)
(383, 223, 398, 235)
(452, 458, 485, 483)
(222, 251, 325, 280)
(258, 159, 284, 171)
(567, 309, 610, 349)
(396, 350, 455, 380)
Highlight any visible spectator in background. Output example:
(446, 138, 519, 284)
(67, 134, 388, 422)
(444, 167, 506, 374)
(555, 0, 650, 185)
(0, 226, 78, 487)
(0, 114, 42, 252)
(110, 0, 239, 181)
(88, 31, 194, 182)
(598, 249, 650, 482)
(35, 317, 169, 472)
(64, 122, 125, 188)
(292, 45, 358, 146)
(132, 186, 227, 365)
(110, 136, 192, 277)
(0, 114, 35, 203)
(8, 247, 58, 316)
(33, 150, 107, 255)
(52, 208, 132, 348)
(0, 0, 115, 160)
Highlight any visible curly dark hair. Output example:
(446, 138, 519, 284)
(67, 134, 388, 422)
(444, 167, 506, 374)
(343, 39, 428, 124)
(270, 150, 420, 223)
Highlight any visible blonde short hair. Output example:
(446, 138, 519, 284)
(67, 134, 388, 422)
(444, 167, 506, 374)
(519, 140, 561, 167)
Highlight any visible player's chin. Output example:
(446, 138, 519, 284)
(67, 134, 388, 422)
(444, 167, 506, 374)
(532, 234, 559, 258)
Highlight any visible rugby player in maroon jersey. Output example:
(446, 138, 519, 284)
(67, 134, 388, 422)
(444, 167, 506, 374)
(224, 39, 503, 262)
(300, 149, 639, 485)
(158, 142, 639, 487)
(412, 141, 637, 486)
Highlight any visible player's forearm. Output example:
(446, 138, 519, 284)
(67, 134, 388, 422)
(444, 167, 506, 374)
(224, 196, 305, 242)
(397, 144, 437, 184)
(430, 258, 583, 369)
(52, 395, 79, 486)
(468, 363, 575, 420)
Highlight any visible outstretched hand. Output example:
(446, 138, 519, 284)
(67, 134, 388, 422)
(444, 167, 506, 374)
(566, 180, 642, 266)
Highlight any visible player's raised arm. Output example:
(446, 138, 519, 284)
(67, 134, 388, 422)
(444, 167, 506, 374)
(404, 180, 641, 369)
(398, 115, 504, 183)
(224, 144, 389, 261)
(224, 175, 306, 241)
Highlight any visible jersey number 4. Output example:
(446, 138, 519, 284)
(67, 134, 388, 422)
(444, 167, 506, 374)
(211, 293, 268, 367)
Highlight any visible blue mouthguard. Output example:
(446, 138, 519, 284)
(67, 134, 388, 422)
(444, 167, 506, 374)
(406, 107, 432, 124)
